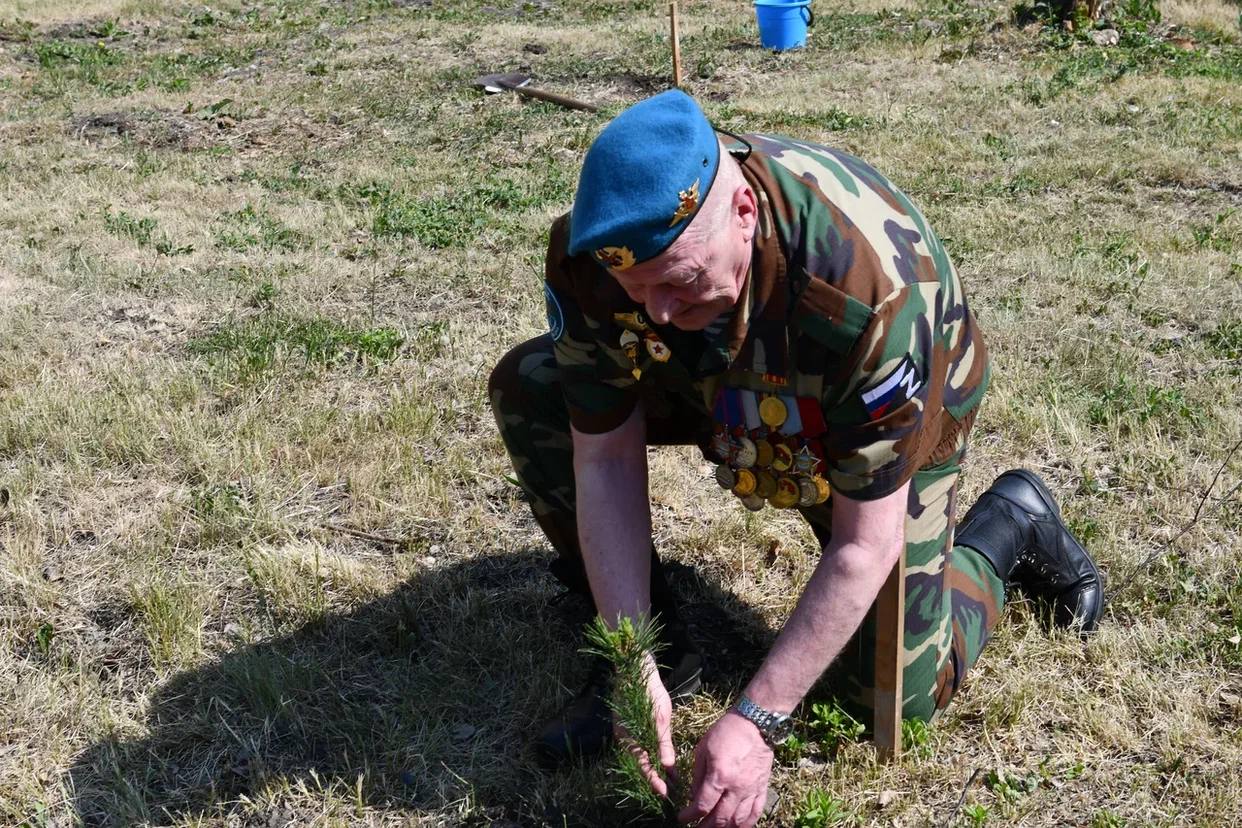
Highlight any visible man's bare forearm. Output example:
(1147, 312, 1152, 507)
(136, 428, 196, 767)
(576, 454, 654, 625)
(571, 404, 655, 627)
(743, 483, 909, 713)
(742, 539, 898, 712)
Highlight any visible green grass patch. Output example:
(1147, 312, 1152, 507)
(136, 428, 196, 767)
(1085, 373, 1200, 434)
(189, 313, 403, 383)
(102, 208, 194, 255)
(1034, 36, 1242, 101)
(31, 32, 256, 96)
(733, 106, 877, 133)
(128, 579, 204, 671)
(214, 205, 303, 252)
(1204, 319, 1242, 363)
(360, 176, 567, 247)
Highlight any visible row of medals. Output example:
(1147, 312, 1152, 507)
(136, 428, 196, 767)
(711, 394, 831, 511)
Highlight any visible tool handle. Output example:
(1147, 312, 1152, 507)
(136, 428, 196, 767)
(512, 84, 599, 112)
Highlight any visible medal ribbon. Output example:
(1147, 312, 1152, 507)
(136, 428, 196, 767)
(741, 390, 761, 432)
(777, 394, 803, 436)
(798, 397, 827, 438)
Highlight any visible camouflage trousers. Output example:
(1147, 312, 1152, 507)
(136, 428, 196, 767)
(489, 336, 1005, 724)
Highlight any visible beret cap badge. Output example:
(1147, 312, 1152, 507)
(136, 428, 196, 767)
(595, 245, 636, 270)
(668, 178, 700, 227)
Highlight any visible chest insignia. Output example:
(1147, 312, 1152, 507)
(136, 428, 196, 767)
(709, 387, 831, 511)
(618, 325, 672, 378)
(613, 311, 651, 332)
(645, 334, 671, 362)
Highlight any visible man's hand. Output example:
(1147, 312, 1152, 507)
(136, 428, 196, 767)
(678, 712, 773, 827)
(618, 652, 677, 798)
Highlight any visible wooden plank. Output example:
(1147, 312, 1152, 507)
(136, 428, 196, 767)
(669, 2, 683, 88)
(873, 550, 906, 760)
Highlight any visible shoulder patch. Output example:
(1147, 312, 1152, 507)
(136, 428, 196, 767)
(861, 355, 922, 420)
(544, 282, 565, 341)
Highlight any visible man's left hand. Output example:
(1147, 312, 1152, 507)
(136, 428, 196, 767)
(677, 711, 773, 827)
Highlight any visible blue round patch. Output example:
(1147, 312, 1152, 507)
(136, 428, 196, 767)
(544, 282, 565, 341)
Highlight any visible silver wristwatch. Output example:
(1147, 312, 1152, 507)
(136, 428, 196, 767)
(731, 695, 794, 747)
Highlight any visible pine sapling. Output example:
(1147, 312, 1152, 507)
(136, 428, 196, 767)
(583, 614, 690, 819)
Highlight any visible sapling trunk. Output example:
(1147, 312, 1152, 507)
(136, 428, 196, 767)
(583, 614, 691, 821)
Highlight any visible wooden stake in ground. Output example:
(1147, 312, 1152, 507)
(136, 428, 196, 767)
(669, 1, 683, 88)
(873, 551, 906, 759)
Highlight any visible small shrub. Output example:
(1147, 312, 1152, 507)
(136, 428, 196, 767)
(984, 767, 1041, 803)
(103, 208, 156, 246)
(962, 803, 989, 826)
(793, 789, 853, 827)
(901, 717, 932, 757)
(807, 700, 865, 749)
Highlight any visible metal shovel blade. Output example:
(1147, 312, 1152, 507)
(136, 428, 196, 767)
(473, 72, 532, 94)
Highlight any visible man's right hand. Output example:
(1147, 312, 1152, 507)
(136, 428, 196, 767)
(617, 651, 677, 799)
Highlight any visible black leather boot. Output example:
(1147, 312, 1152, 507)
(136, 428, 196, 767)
(956, 469, 1104, 636)
(534, 552, 703, 768)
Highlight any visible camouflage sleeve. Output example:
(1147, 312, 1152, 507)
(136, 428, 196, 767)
(544, 215, 639, 434)
(821, 282, 947, 501)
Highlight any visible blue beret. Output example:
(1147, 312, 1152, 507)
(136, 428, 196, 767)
(568, 90, 720, 270)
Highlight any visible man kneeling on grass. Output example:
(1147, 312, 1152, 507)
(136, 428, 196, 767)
(488, 90, 1103, 827)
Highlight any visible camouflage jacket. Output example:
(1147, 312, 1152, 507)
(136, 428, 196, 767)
(543, 133, 990, 501)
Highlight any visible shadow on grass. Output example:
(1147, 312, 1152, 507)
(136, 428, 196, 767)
(65, 550, 774, 826)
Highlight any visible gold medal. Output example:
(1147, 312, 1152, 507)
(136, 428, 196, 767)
(754, 470, 778, 499)
(813, 476, 831, 504)
(733, 435, 758, 468)
(759, 396, 788, 428)
(796, 476, 819, 508)
(769, 476, 800, 509)
(771, 441, 794, 472)
(732, 468, 757, 497)
(740, 494, 766, 512)
(714, 464, 736, 490)
(755, 439, 774, 468)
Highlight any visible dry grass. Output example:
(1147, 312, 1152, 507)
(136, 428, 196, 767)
(0, 0, 1239, 825)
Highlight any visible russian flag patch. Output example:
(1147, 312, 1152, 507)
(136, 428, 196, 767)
(860, 355, 923, 420)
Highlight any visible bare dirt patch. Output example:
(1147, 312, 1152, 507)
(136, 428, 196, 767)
(69, 107, 353, 154)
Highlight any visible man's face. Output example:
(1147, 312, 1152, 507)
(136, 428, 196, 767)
(608, 183, 755, 331)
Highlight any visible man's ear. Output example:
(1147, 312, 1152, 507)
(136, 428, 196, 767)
(733, 184, 758, 243)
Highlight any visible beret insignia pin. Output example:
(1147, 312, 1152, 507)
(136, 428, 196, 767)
(668, 177, 700, 227)
(596, 245, 636, 270)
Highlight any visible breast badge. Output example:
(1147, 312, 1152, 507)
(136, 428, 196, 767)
(619, 329, 641, 379)
(709, 386, 831, 511)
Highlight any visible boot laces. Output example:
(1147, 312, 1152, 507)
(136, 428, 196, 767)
(1017, 549, 1067, 587)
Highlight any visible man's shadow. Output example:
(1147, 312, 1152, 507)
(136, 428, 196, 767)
(66, 549, 778, 827)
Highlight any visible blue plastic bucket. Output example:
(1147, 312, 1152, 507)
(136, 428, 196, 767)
(754, 0, 813, 51)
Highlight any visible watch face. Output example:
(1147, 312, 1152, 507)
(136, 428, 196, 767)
(769, 716, 795, 745)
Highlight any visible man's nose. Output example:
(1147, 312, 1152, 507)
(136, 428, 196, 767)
(645, 289, 675, 324)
